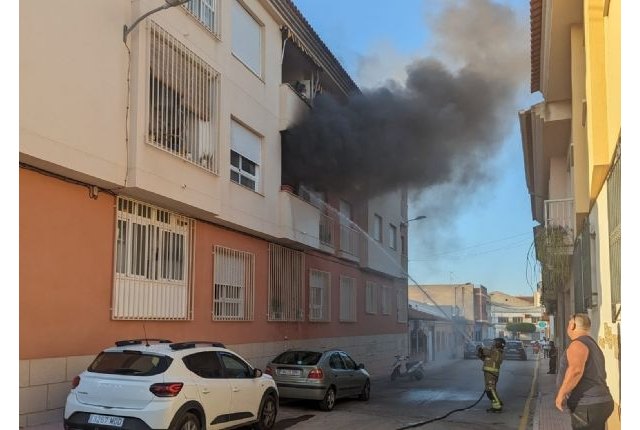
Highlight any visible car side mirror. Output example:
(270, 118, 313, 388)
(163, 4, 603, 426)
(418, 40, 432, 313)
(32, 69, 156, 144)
(253, 368, 263, 378)
(357, 363, 365, 370)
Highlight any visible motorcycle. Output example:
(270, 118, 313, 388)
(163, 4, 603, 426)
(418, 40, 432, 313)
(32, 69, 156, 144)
(390, 355, 425, 381)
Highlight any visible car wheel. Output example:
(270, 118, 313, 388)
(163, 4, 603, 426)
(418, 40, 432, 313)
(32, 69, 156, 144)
(255, 393, 277, 430)
(358, 379, 370, 401)
(170, 412, 200, 430)
(413, 370, 424, 381)
(319, 387, 336, 411)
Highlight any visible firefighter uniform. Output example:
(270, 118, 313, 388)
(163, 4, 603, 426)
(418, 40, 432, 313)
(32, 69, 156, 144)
(477, 338, 505, 412)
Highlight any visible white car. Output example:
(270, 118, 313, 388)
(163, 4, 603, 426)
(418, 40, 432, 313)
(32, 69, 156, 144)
(64, 339, 278, 430)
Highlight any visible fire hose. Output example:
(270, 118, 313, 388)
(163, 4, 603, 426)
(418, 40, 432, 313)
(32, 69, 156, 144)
(395, 390, 486, 429)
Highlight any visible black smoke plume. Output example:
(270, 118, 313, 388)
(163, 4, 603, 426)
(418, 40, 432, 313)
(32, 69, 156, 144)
(282, 0, 528, 199)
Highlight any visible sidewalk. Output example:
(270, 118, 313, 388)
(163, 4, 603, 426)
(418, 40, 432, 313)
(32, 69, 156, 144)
(533, 356, 572, 430)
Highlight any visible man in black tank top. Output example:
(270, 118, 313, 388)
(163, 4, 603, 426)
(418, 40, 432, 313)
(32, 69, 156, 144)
(555, 313, 614, 429)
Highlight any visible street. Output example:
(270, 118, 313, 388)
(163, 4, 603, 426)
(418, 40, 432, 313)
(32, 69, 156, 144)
(270, 352, 539, 430)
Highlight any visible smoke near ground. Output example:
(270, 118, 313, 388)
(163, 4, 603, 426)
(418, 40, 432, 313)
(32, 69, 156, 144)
(283, 0, 528, 199)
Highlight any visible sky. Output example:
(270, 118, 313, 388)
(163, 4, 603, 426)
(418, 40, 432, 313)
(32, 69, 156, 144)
(293, 0, 542, 297)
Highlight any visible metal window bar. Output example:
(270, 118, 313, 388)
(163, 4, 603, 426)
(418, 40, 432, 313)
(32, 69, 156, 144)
(339, 223, 360, 257)
(339, 277, 357, 322)
(183, 0, 218, 34)
(268, 244, 305, 321)
(113, 197, 194, 320)
(309, 269, 330, 321)
(365, 282, 377, 314)
(397, 287, 407, 323)
(319, 213, 334, 248)
(607, 144, 621, 321)
(213, 246, 255, 321)
(148, 22, 219, 173)
(572, 221, 592, 313)
(381, 286, 391, 315)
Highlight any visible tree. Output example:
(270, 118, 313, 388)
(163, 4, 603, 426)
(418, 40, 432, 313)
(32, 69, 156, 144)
(506, 322, 536, 334)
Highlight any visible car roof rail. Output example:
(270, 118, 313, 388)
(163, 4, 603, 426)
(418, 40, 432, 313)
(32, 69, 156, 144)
(115, 339, 173, 347)
(169, 341, 226, 351)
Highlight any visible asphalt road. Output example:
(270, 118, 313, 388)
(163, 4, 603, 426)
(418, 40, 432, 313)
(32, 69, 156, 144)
(268, 351, 538, 430)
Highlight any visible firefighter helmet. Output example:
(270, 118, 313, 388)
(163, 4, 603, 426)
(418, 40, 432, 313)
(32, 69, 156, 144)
(494, 338, 506, 349)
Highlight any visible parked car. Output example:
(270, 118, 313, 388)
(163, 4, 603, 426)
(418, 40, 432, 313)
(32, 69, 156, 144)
(64, 339, 278, 430)
(265, 349, 370, 411)
(463, 341, 483, 359)
(503, 340, 527, 360)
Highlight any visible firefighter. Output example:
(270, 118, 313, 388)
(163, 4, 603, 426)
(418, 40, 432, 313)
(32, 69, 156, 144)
(477, 337, 506, 412)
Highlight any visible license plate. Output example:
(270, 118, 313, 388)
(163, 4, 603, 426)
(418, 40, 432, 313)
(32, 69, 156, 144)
(277, 368, 301, 376)
(88, 414, 125, 427)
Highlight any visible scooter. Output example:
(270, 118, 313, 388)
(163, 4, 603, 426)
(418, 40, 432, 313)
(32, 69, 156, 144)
(390, 355, 425, 381)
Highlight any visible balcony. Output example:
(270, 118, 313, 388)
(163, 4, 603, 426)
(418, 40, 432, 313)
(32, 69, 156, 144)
(544, 198, 574, 235)
(279, 83, 311, 131)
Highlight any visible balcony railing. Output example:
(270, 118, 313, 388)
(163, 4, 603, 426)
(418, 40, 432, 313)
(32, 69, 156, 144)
(339, 223, 360, 258)
(319, 213, 335, 248)
(544, 198, 574, 235)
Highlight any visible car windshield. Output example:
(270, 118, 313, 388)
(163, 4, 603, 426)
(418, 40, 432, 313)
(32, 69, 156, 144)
(88, 351, 172, 376)
(272, 350, 322, 365)
(506, 342, 522, 347)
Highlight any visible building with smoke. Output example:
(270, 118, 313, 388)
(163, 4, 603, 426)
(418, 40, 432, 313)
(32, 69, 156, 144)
(518, 0, 620, 428)
(19, 0, 410, 426)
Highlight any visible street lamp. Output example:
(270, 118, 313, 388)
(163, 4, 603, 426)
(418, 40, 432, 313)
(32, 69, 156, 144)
(123, 0, 191, 42)
(401, 215, 426, 226)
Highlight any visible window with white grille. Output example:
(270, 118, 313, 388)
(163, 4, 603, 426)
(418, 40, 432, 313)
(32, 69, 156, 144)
(396, 287, 407, 323)
(380, 286, 391, 315)
(232, 0, 262, 76)
(183, 0, 218, 35)
(269, 244, 305, 321)
(309, 269, 330, 322)
(113, 197, 194, 320)
(365, 281, 377, 314)
(340, 276, 357, 322)
(230, 120, 261, 191)
(213, 246, 254, 321)
(148, 22, 219, 173)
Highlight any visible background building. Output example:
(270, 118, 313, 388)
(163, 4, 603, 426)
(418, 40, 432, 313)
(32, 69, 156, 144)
(518, 0, 620, 427)
(488, 291, 544, 341)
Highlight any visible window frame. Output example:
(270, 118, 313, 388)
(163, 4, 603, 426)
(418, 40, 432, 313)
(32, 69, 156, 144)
(373, 214, 382, 242)
(231, 0, 263, 78)
(339, 276, 357, 322)
(309, 269, 331, 322)
(365, 281, 378, 315)
(212, 246, 255, 321)
(389, 224, 397, 250)
(230, 119, 262, 192)
(183, 0, 219, 36)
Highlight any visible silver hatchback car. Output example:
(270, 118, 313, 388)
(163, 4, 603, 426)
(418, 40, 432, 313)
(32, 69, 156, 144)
(265, 349, 370, 411)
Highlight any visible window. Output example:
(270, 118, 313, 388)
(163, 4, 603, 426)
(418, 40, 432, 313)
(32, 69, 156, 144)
(396, 287, 408, 323)
(309, 269, 330, 321)
(498, 317, 509, 323)
(365, 281, 377, 314)
(339, 276, 357, 322)
(380, 286, 391, 315)
(219, 352, 252, 378)
(231, 0, 262, 76)
(213, 246, 254, 321)
(340, 352, 357, 370)
(373, 215, 382, 242)
(607, 144, 620, 321)
(389, 224, 397, 249)
(512, 317, 523, 323)
(183, 0, 218, 35)
(148, 22, 219, 173)
(269, 244, 305, 321)
(183, 352, 223, 378)
(230, 120, 261, 191)
(113, 197, 194, 320)
(329, 353, 345, 369)
(339, 200, 359, 256)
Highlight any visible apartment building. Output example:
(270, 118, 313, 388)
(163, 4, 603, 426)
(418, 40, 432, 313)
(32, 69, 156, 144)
(518, 0, 620, 427)
(19, 0, 409, 426)
(408, 283, 490, 354)
(488, 291, 544, 341)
